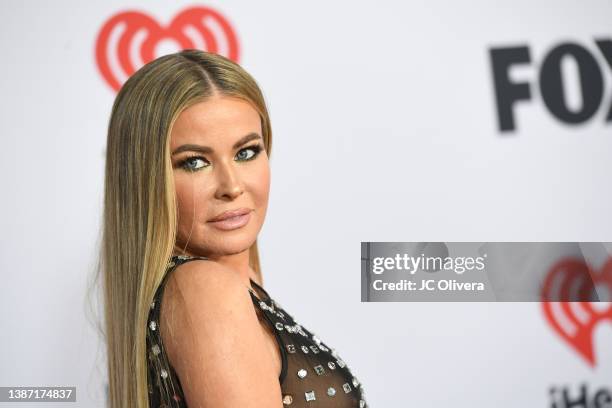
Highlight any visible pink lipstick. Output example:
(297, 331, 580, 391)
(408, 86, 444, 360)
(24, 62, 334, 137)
(207, 208, 252, 231)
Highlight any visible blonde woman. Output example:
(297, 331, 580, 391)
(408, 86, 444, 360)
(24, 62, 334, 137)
(101, 49, 366, 408)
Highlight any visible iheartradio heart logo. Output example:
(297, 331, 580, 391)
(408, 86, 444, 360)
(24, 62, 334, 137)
(95, 6, 240, 92)
(541, 257, 612, 367)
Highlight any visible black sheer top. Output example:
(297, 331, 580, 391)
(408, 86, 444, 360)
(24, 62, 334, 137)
(146, 255, 368, 407)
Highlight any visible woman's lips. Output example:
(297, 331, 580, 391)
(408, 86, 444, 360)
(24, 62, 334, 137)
(207, 211, 251, 230)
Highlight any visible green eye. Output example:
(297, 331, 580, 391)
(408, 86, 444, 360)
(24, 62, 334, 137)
(180, 157, 208, 171)
(236, 144, 263, 161)
(178, 144, 263, 173)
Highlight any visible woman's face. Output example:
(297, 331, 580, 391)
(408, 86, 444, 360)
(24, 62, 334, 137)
(169, 95, 270, 257)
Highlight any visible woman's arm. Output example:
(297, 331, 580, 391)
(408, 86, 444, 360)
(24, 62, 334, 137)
(159, 259, 284, 408)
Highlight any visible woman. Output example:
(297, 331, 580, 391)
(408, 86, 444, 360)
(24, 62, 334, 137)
(101, 49, 367, 407)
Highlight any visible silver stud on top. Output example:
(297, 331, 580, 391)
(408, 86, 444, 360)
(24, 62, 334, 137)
(328, 361, 336, 370)
(297, 369, 307, 379)
(301, 345, 309, 354)
(275, 322, 284, 331)
(327, 387, 336, 397)
(360, 399, 366, 408)
(149, 321, 157, 331)
(313, 365, 325, 375)
(337, 359, 346, 368)
(282, 395, 293, 405)
(352, 377, 360, 388)
(150, 301, 155, 310)
(151, 344, 161, 356)
(286, 344, 296, 354)
(160, 369, 168, 379)
(342, 383, 352, 393)
(305, 391, 316, 401)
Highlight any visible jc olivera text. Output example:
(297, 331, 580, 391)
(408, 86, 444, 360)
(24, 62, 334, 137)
(372, 279, 485, 292)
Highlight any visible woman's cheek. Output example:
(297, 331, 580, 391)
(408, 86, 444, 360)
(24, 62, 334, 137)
(249, 168, 270, 204)
(175, 182, 197, 224)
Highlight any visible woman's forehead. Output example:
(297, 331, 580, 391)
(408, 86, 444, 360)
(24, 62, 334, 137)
(170, 96, 261, 148)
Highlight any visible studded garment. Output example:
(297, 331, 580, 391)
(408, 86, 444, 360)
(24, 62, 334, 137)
(147, 255, 367, 407)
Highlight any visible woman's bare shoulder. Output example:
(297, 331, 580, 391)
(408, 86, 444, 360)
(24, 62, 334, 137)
(159, 259, 283, 407)
(160, 259, 254, 345)
(164, 259, 247, 304)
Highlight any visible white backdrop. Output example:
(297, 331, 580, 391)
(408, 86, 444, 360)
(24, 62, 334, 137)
(1, 1, 610, 406)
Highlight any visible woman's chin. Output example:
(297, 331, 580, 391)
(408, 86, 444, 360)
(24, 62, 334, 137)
(203, 233, 257, 256)
(176, 222, 260, 256)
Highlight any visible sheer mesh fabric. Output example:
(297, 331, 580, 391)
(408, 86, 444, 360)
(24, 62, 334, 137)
(146, 255, 367, 407)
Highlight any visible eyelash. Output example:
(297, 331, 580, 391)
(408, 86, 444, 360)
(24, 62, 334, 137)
(178, 144, 263, 172)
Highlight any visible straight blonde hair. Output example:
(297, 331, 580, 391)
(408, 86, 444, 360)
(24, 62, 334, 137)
(97, 49, 273, 408)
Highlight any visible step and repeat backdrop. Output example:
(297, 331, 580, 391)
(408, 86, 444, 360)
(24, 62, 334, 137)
(0, 1, 610, 406)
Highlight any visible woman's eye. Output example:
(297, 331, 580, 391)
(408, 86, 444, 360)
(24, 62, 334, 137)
(180, 157, 208, 171)
(178, 145, 262, 172)
(235, 145, 262, 161)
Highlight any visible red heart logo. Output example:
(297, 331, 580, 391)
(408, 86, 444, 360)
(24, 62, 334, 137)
(541, 257, 612, 367)
(95, 6, 240, 92)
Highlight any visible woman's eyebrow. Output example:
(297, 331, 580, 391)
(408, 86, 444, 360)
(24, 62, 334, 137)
(171, 132, 262, 156)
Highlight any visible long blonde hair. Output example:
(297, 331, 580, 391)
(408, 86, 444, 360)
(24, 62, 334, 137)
(99, 49, 273, 408)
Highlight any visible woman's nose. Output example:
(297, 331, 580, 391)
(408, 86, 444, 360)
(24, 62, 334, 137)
(213, 159, 244, 200)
